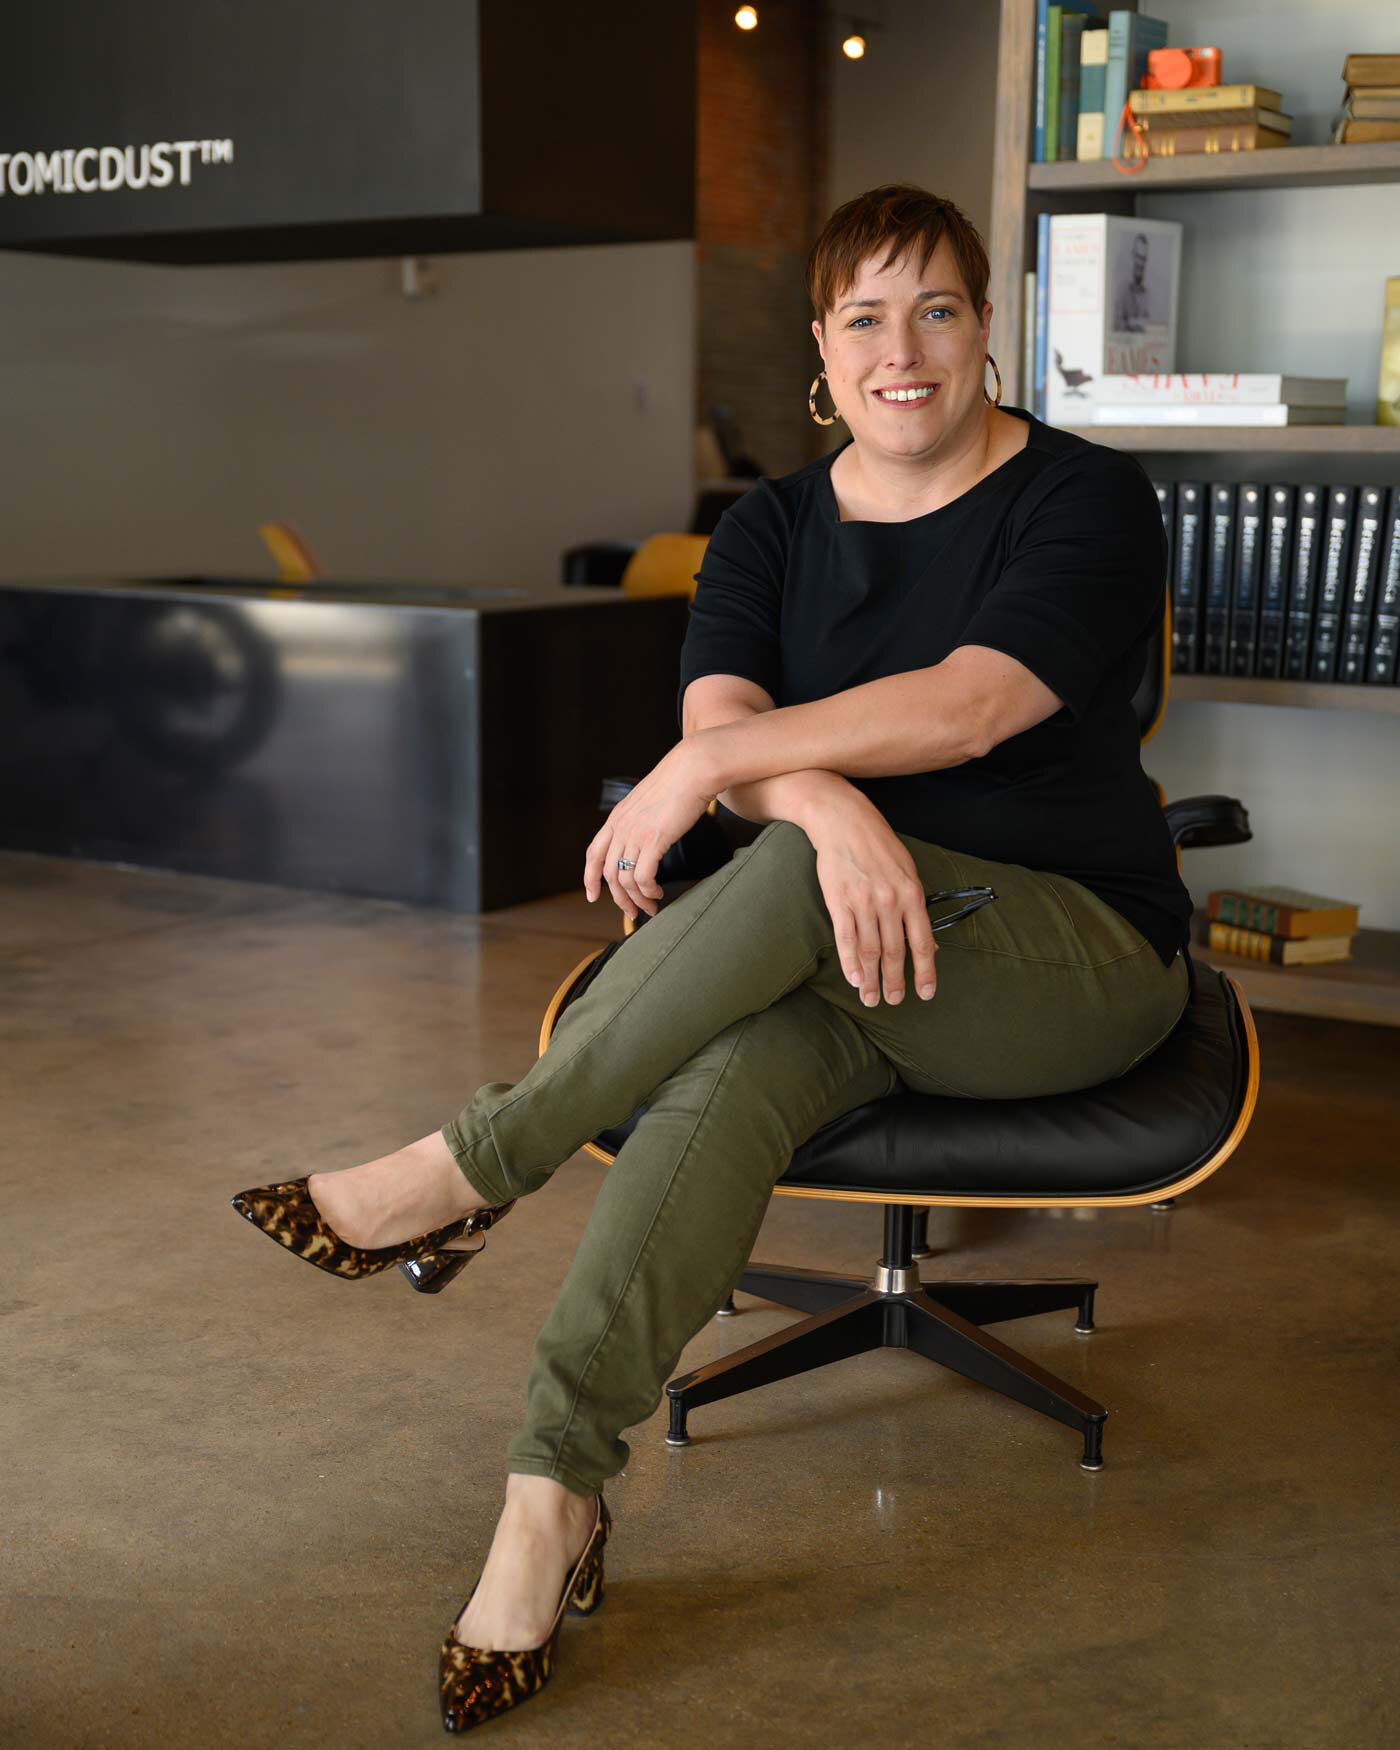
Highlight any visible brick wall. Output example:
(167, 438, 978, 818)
(696, 1, 835, 482)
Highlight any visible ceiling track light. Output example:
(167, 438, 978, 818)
(731, 5, 880, 58)
(840, 15, 880, 60)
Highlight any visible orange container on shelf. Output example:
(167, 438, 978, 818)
(1143, 46, 1223, 90)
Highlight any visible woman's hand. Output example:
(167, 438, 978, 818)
(583, 741, 718, 920)
(803, 789, 940, 1006)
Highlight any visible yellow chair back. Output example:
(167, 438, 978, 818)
(620, 533, 710, 601)
(258, 520, 322, 584)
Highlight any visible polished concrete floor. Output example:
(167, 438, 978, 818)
(3, 849, 1397, 1748)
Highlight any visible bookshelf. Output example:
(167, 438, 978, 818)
(987, 0, 1399, 1021)
(1170, 674, 1400, 715)
(987, 0, 1400, 426)
(1029, 138, 1400, 194)
(1191, 914, 1400, 1029)
(1063, 425, 1400, 456)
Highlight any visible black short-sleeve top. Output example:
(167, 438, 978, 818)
(675, 406, 1193, 968)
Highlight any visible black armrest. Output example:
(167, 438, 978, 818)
(1163, 794, 1252, 852)
(561, 541, 639, 587)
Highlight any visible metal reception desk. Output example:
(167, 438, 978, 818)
(0, 576, 691, 911)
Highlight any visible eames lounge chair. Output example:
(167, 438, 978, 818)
(538, 601, 1260, 1472)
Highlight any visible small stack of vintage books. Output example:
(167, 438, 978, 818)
(1198, 887, 1362, 967)
(1333, 52, 1400, 144)
(1123, 83, 1293, 159)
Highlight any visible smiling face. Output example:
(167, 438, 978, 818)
(812, 235, 992, 460)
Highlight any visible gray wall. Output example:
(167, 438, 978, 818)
(0, 241, 696, 587)
(825, 0, 1400, 929)
(827, 0, 1000, 243)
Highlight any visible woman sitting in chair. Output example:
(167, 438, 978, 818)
(232, 184, 1195, 1733)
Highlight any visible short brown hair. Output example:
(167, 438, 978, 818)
(806, 184, 990, 331)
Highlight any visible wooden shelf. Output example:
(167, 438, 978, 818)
(1060, 425, 1400, 454)
(1193, 914, 1400, 1028)
(1170, 674, 1400, 713)
(1028, 139, 1400, 195)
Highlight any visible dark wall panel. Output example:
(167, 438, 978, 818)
(0, 0, 696, 263)
(2, 0, 481, 244)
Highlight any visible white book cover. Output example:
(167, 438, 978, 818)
(1094, 373, 1349, 406)
(1046, 214, 1181, 427)
(1076, 28, 1108, 160)
(1089, 404, 1347, 426)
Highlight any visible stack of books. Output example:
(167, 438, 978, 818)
(1157, 481, 1398, 685)
(1087, 373, 1346, 429)
(1034, 7, 1169, 163)
(1037, 213, 1182, 427)
(1333, 53, 1400, 144)
(1198, 887, 1361, 967)
(1123, 83, 1293, 160)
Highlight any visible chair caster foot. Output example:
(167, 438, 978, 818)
(714, 1293, 738, 1318)
(1080, 1458, 1105, 1472)
(665, 1396, 691, 1446)
(1149, 1198, 1176, 1212)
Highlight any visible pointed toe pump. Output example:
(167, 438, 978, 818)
(230, 1177, 516, 1287)
(439, 1494, 611, 1734)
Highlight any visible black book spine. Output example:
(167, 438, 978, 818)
(1170, 481, 1203, 673)
(1309, 486, 1357, 683)
(1162, 479, 1197, 668)
(1202, 483, 1236, 675)
(1153, 479, 1176, 670)
(1227, 483, 1265, 676)
(1255, 484, 1294, 680)
(1282, 484, 1324, 681)
(1152, 478, 1176, 585)
(1340, 487, 1388, 683)
(1368, 489, 1400, 685)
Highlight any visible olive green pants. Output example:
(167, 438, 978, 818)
(441, 819, 1189, 1497)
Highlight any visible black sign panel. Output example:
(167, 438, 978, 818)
(1, 0, 695, 264)
(2, 0, 483, 255)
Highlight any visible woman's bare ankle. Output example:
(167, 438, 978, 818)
(453, 1476, 599, 1650)
(308, 1128, 493, 1249)
(503, 1472, 597, 1528)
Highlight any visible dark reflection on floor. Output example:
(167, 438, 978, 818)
(3, 849, 1397, 1748)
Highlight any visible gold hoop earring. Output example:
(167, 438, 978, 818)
(983, 353, 1003, 407)
(808, 370, 843, 427)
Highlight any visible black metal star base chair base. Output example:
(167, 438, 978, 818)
(665, 1206, 1108, 1470)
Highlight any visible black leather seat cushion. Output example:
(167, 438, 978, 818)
(590, 963, 1249, 1202)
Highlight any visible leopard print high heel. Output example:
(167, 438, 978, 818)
(440, 1494, 611, 1734)
(230, 1176, 516, 1284)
